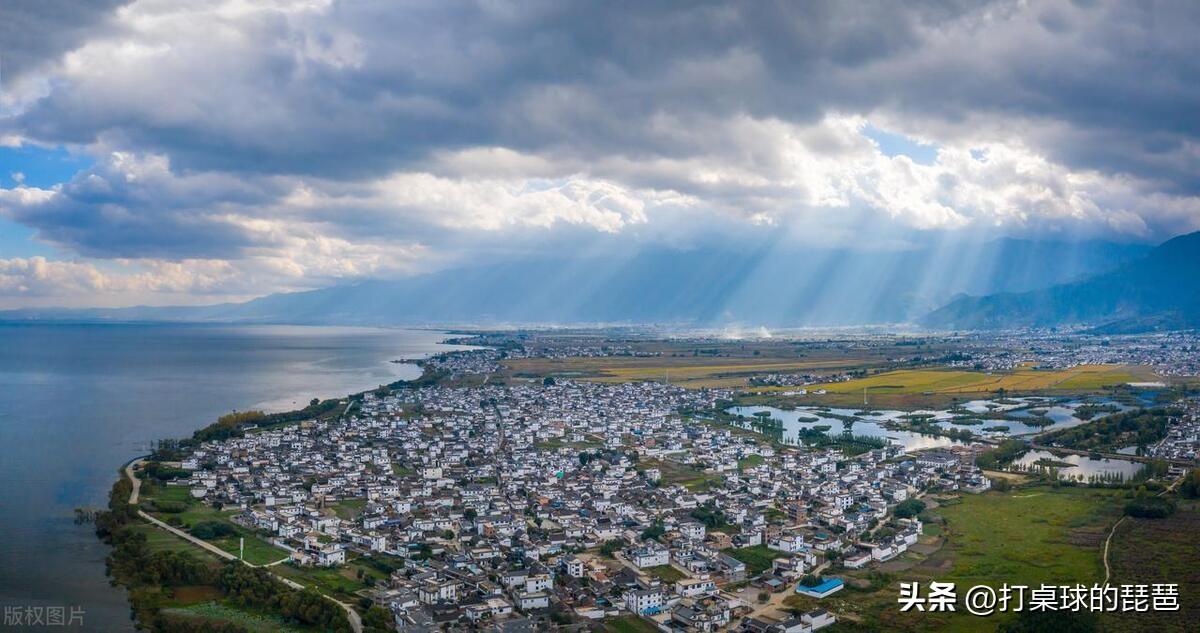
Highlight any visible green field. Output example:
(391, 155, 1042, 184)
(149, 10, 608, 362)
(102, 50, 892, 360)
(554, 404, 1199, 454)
(1103, 500, 1200, 631)
(270, 557, 387, 602)
(723, 544, 777, 576)
(830, 487, 1122, 632)
(140, 484, 289, 565)
(738, 454, 765, 470)
(643, 565, 686, 582)
(603, 614, 660, 633)
(161, 601, 317, 632)
(127, 524, 222, 562)
(806, 365, 1149, 396)
(330, 498, 366, 520)
(641, 458, 724, 492)
(937, 487, 1116, 587)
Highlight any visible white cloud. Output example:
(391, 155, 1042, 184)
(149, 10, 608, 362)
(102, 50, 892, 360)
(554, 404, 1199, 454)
(1, 0, 1199, 307)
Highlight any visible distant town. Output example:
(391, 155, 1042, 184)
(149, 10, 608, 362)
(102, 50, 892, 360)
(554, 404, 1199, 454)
(93, 329, 1200, 633)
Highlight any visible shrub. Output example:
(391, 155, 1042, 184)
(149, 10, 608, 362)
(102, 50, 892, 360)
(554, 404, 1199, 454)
(1123, 497, 1176, 519)
(893, 498, 926, 519)
(191, 521, 237, 540)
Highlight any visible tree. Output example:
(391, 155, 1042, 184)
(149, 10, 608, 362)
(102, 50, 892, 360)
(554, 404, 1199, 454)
(599, 540, 624, 558)
(543, 376, 556, 386)
(310, 398, 320, 407)
(1180, 469, 1200, 499)
(363, 606, 393, 633)
(191, 521, 236, 540)
(1124, 497, 1176, 519)
(640, 522, 665, 542)
(894, 498, 926, 519)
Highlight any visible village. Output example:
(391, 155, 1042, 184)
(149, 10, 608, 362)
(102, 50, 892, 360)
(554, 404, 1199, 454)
(160, 371, 996, 632)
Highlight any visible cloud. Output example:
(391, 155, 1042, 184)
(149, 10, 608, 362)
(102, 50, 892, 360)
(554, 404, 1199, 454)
(0, 1, 130, 80)
(0, 0, 1198, 307)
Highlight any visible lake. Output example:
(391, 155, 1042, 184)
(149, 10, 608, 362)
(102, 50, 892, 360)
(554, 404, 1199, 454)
(1012, 449, 1146, 482)
(0, 323, 468, 631)
(728, 395, 1132, 448)
(727, 405, 966, 451)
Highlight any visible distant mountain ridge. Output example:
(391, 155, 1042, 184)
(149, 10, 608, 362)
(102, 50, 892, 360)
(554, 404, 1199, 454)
(1, 238, 1152, 327)
(923, 231, 1200, 331)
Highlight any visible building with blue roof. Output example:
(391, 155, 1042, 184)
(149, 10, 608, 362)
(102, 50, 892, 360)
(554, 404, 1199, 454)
(796, 577, 845, 599)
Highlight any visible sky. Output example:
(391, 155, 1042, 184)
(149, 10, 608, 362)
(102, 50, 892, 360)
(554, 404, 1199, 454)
(0, 0, 1198, 309)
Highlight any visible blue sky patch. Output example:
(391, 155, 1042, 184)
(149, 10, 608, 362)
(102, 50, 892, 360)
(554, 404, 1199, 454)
(863, 124, 939, 165)
(0, 144, 91, 189)
(0, 145, 89, 259)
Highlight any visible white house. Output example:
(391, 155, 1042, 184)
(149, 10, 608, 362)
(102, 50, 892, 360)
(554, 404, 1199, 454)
(629, 544, 670, 568)
(675, 577, 718, 598)
(625, 588, 666, 615)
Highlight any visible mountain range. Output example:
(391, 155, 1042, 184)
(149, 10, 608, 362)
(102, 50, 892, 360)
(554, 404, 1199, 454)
(923, 230, 1200, 332)
(1, 237, 1159, 328)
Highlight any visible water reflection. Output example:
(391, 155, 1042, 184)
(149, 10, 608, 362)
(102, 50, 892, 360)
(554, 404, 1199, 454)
(729, 395, 1132, 445)
(1011, 450, 1146, 481)
(727, 405, 963, 451)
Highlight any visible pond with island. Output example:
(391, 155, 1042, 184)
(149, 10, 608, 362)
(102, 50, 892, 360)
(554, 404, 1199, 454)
(1009, 449, 1146, 482)
(726, 396, 1148, 480)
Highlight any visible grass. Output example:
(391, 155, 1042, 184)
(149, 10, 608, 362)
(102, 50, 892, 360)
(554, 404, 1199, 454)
(1102, 499, 1200, 631)
(210, 533, 290, 566)
(936, 486, 1115, 588)
(503, 355, 869, 389)
(603, 614, 661, 633)
(640, 459, 724, 492)
(271, 560, 381, 602)
(139, 486, 290, 565)
(536, 437, 604, 450)
(738, 454, 765, 470)
(834, 486, 1122, 632)
(161, 601, 317, 632)
(804, 364, 1151, 397)
(723, 545, 778, 576)
(127, 524, 223, 562)
(330, 498, 366, 520)
(643, 565, 686, 582)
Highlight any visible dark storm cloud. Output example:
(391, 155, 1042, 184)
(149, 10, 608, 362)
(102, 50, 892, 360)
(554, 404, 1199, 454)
(3, 1, 984, 177)
(7, 0, 1196, 190)
(0, 0, 130, 80)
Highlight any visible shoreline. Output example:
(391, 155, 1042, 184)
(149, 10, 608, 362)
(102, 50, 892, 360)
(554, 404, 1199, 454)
(88, 331, 473, 632)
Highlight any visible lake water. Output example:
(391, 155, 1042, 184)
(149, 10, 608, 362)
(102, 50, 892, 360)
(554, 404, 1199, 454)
(728, 396, 1132, 448)
(726, 403, 1146, 480)
(1011, 449, 1146, 481)
(727, 405, 965, 451)
(0, 323, 468, 631)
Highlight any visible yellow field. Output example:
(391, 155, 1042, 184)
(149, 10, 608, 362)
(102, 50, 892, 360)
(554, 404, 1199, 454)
(502, 356, 869, 388)
(802, 364, 1153, 396)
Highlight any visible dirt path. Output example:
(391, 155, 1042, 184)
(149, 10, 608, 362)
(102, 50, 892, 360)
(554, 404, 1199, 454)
(125, 457, 145, 504)
(1102, 516, 1126, 585)
(1102, 473, 1183, 586)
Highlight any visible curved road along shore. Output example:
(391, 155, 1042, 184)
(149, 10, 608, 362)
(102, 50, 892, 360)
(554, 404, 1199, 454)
(125, 460, 363, 633)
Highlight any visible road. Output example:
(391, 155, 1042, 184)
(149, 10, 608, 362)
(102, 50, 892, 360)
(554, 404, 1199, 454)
(125, 457, 145, 504)
(125, 460, 363, 633)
